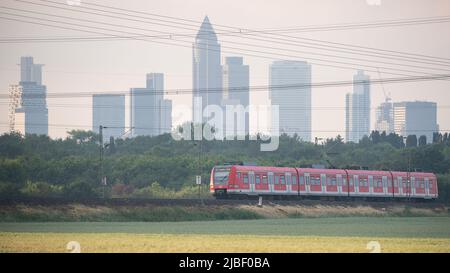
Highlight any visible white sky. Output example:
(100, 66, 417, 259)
(0, 0, 449, 140)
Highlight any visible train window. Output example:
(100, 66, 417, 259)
(331, 178, 336, 186)
(292, 175, 297, 185)
(349, 178, 353, 186)
(311, 177, 321, 185)
(255, 175, 261, 184)
(299, 176, 304, 185)
(280, 176, 285, 185)
(243, 175, 248, 184)
(262, 175, 268, 184)
(360, 178, 368, 187)
(327, 177, 331, 186)
(275, 175, 280, 184)
(237, 172, 241, 179)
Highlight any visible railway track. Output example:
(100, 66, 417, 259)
(0, 196, 446, 209)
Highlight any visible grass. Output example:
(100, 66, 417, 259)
(0, 204, 262, 222)
(0, 203, 447, 222)
(1, 233, 450, 253)
(0, 217, 450, 252)
(1, 217, 449, 238)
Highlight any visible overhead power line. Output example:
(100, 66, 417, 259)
(0, 10, 448, 79)
(3, 0, 450, 70)
(48, 0, 450, 64)
(1, 74, 449, 99)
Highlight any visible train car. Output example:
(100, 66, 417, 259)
(210, 165, 297, 197)
(210, 164, 438, 200)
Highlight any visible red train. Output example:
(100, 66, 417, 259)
(210, 165, 438, 200)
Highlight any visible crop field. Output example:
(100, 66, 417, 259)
(1, 217, 450, 252)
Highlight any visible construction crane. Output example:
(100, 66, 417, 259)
(8, 84, 22, 133)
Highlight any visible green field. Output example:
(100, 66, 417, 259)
(1, 217, 450, 237)
(1, 217, 450, 252)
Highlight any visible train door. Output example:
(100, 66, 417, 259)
(382, 176, 388, 195)
(411, 176, 416, 197)
(305, 173, 310, 194)
(337, 174, 342, 194)
(268, 172, 274, 193)
(425, 178, 430, 198)
(321, 174, 326, 193)
(286, 172, 292, 193)
(368, 176, 373, 194)
(249, 172, 255, 194)
(354, 175, 359, 194)
(398, 177, 403, 196)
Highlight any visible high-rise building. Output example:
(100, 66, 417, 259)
(393, 101, 437, 143)
(192, 16, 223, 124)
(269, 60, 311, 141)
(92, 94, 125, 143)
(16, 56, 48, 136)
(375, 100, 394, 134)
(130, 73, 172, 136)
(345, 70, 370, 143)
(159, 99, 172, 134)
(222, 56, 249, 137)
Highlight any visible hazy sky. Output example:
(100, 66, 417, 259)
(0, 0, 449, 140)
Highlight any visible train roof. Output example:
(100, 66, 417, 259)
(232, 165, 296, 172)
(222, 165, 436, 177)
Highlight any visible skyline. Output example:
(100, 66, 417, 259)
(1, 0, 449, 140)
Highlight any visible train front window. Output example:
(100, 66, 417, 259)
(214, 167, 231, 185)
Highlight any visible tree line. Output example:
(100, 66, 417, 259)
(0, 128, 450, 202)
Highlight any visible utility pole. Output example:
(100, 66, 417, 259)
(99, 125, 107, 199)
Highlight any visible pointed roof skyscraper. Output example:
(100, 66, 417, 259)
(196, 16, 217, 40)
(192, 16, 223, 125)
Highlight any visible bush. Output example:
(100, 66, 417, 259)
(20, 181, 63, 197)
(0, 181, 21, 198)
(63, 181, 98, 200)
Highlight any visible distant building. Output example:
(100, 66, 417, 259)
(192, 16, 223, 124)
(375, 100, 394, 134)
(269, 60, 311, 141)
(92, 94, 125, 143)
(222, 56, 249, 137)
(393, 101, 437, 143)
(345, 70, 370, 143)
(15, 56, 48, 136)
(130, 73, 172, 136)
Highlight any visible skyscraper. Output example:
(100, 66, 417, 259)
(192, 16, 223, 124)
(345, 70, 370, 143)
(17, 56, 48, 136)
(269, 60, 311, 141)
(222, 56, 249, 137)
(375, 100, 394, 134)
(393, 101, 437, 143)
(92, 94, 125, 143)
(130, 73, 172, 136)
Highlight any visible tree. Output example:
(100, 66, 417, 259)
(67, 130, 99, 144)
(418, 135, 427, 146)
(406, 135, 417, 148)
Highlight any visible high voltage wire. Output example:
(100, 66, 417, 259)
(41, 0, 450, 64)
(3, 0, 450, 70)
(1, 103, 448, 111)
(5, 1, 450, 71)
(1, 74, 449, 99)
(0, 15, 447, 80)
(1, 122, 446, 133)
(2, 9, 448, 76)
